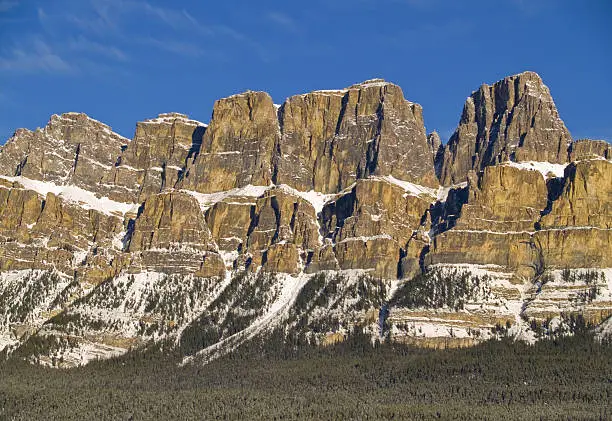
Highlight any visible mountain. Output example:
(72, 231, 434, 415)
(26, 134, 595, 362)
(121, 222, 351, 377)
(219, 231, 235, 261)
(438, 71, 572, 185)
(0, 73, 610, 367)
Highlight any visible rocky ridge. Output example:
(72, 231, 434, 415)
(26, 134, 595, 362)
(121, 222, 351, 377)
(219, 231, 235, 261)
(439, 71, 572, 185)
(0, 73, 611, 365)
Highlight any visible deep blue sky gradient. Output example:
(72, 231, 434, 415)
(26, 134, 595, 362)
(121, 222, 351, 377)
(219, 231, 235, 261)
(1, 0, 611, 144)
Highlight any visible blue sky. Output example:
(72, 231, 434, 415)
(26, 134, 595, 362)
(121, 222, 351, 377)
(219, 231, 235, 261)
(0, 0, 611, 144)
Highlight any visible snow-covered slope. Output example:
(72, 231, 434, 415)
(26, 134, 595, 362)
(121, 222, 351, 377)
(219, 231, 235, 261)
(23, 271, 230, 367)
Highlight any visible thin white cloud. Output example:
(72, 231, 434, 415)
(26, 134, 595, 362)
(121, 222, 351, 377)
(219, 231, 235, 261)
(0, 38, 73, 73)
(84, 0, 200, 32)
(266, 11, 299, 33)
(0, 0, 19, 13)
(140, 37, 206, 57)
(140, 2, 198, 30)
(13, 0, 275, 68)
(209, 24, 273, 62)
(68, 35, 129, 61)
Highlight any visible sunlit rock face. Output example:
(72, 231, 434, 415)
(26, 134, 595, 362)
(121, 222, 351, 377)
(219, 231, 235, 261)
(276, 79, 438, 193)
(180, 91, 279, 193)
(111, 113, 207, 202)
(0, 72, 610, 364)
(569, 139, 610, 161)
(439, 71, 572, 186)
(0, 113, 128, 199)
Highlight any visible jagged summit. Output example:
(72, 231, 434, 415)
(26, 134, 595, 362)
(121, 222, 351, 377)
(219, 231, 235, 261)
(306, 78, 394, 95)
(278, 78, 435, 192)
(438, 71, 572, 185)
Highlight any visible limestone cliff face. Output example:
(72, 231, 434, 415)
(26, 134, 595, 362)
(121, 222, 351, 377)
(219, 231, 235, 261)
(534, 228, 612, 269)
(0, 113, 128, 199)
(429, 165, 549, 279)
(205, 196, 255, 253)
(426, 166, 547, 276)
(276, 79, 437, 193)
(204, 186, 319, 274)
(0, 73, 611, 362)
(569, 139, 611, 161)
(428, 157, 612, 286)
(111, 113, 205, 201)
(429, 159, 612, 274)
(246, 187, 320, 274)
(535, 159, 612, 269)
(427, 131, 444, 179)
(126, 192, 224, 277)
(181, 91, 279, 193)
(440, 72, 572, 185)
(540, 159, 611, 230)
(0, 178, 126, 283)
(320, 178, 433, 279)
(455, 165, 548, 232)
(0, 112, 211, 204)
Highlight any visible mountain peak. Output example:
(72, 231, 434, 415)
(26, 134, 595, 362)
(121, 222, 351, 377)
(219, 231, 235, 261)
(439, 71, 571, 185)
(350, 78, 392, 88)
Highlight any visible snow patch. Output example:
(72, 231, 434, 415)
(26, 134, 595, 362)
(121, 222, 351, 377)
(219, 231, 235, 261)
(379, 175, 437, 197)
(276, 184, 336, 214)
(596, 316, 612, 341)
(1, 176, 138, 216)
(142, 113, 207, 127)
(181, 184, 271, 211)
(504, 161, 567, 179)
(436, 182, 467, 203)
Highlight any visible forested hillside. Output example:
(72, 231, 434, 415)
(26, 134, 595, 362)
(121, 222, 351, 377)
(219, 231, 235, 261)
(1, 332, 610, 420)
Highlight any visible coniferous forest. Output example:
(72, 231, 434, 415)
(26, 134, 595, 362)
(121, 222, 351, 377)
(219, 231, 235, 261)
(1, 331, 610, 420)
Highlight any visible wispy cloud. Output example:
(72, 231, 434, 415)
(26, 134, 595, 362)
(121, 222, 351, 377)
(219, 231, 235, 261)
(3, 0, 275, 75)
(0, 38, 73, 73)
(68, 35, 128, 61)
(0, 0, 19, 13)
(139, 2, 198, 30)
(83, 0, 200, 33)
(266, 11, 299, 33)
(140, 37, 206, 57)
(207, 24, 273, 62)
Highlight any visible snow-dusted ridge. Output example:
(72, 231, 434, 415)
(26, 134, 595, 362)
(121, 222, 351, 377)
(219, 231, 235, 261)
(53, 112, 132, 143)
(141, 112, 207, 127)
(0, 175, 139, 216)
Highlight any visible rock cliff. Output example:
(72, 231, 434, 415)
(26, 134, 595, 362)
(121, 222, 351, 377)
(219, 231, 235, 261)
(0, 72, 610, 364)
(111, 113, 206, 201)
(439, 72, 572, 185)
(181, 91, 278, 193)
(276, 79, 437, 192)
